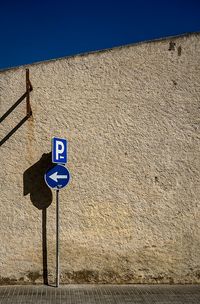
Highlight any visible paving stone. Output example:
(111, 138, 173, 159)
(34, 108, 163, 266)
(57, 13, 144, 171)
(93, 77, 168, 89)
(0, 285, 200, 304)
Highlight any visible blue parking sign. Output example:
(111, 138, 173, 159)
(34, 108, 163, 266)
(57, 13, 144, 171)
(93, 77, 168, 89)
(52, 137, 67, 164)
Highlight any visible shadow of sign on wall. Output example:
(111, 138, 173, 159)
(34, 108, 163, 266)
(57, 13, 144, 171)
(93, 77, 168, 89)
(23, 152, 55, 285)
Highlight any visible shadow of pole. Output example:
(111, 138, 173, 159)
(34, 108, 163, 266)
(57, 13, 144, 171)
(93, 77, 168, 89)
(0, 116, 29, 147)
(23, 152, 55, 285)
(0, 92, 28, 123)
(42, 209, 48, 285)
(0, 70, 33, 146)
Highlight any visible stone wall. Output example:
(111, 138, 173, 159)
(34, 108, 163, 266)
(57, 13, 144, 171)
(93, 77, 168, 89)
(0, 33, 200, 284)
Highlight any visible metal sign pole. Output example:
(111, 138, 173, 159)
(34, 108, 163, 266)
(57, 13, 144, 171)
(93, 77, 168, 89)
(44, 137, 70, 287)
(56, 189, 60, 287)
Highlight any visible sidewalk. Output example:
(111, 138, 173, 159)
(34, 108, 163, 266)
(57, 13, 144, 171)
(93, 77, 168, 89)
(0, 284, 200, 304)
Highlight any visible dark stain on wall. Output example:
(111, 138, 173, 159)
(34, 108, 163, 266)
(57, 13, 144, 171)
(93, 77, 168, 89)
(168, 41, 176, 51)
(177, 46, 182, 56)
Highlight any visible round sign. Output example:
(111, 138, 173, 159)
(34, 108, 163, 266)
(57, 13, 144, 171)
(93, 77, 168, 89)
(44, 164, 70, 189)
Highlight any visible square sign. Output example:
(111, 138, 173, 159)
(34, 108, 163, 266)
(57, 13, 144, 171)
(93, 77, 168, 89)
(52, 137, 67, 164)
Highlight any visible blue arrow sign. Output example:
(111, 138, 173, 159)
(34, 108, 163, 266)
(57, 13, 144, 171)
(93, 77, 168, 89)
(44, 165, 70, 189)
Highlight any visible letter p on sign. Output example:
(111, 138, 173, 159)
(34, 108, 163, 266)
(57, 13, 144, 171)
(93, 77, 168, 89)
(52, 137, 67, 164)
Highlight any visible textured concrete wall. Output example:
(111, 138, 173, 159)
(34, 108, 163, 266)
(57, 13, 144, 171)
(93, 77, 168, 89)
(0, 33, 200, 284)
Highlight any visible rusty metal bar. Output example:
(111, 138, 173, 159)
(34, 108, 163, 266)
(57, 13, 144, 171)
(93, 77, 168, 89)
(26, 68, 32, 117)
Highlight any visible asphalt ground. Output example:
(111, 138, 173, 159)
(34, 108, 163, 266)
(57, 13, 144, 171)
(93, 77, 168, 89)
(0, 284, 200, 304)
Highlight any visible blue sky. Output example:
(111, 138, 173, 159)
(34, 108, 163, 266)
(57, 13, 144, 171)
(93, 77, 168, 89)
(0, 0, 200, 70)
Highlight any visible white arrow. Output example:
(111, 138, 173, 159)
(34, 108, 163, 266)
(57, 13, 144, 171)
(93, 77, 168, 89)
(49, 172, 68, 182)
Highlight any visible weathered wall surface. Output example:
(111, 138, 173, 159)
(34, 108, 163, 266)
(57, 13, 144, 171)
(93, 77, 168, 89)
(0, 33, 200, 284)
